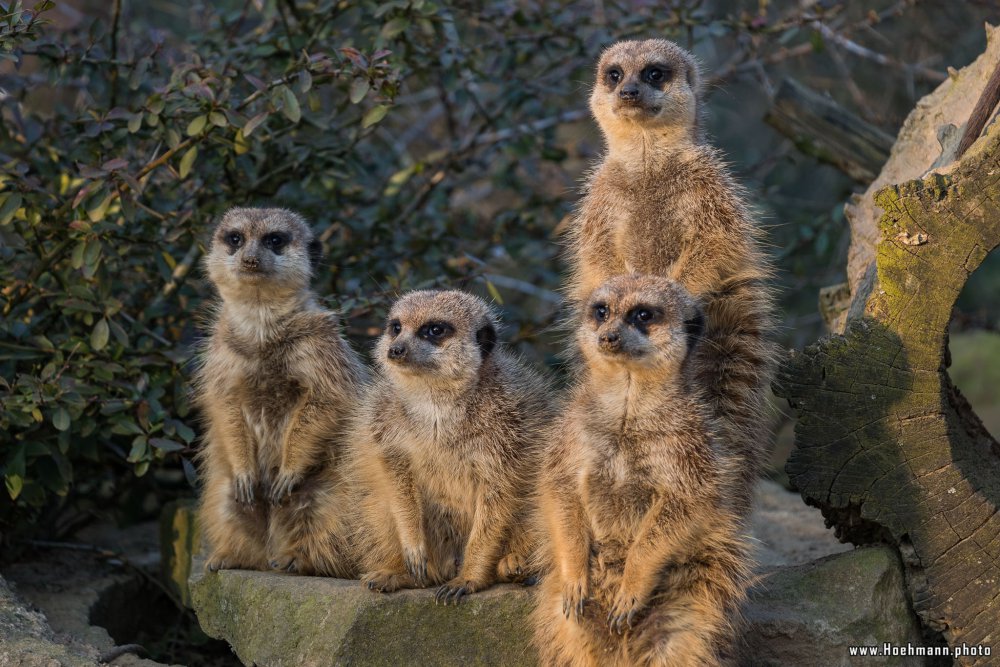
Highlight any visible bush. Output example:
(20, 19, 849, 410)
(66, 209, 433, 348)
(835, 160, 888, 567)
(1, 0, 985, 539)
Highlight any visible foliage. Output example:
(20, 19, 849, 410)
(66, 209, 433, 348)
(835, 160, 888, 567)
(0, 0, 987, 537)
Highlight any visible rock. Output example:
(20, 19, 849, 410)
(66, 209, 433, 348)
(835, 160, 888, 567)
(0, 574, 95, 667)
(743, 546, 929, 666)
(191, 545, 925, 667)
(3, 523, 180, 667)
(750, 478, 852, 568)
(159, 499, 202, 607)
(190, 565, 535, 667)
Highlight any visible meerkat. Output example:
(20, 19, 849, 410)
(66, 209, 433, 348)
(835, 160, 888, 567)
(567, 39, 777, 509)
(347, 290, 550, 601)
(195, 207, 367, 577)
(532, 274, 753, 667)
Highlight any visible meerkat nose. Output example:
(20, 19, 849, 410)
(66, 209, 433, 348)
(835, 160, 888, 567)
(387, 344, 407, 360)
(598, 331, 622, 351)
(618, 84, 639, 101)
(241, 256, 260, 270)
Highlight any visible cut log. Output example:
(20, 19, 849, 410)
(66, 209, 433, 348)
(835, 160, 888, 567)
(841, 24, 1000, 312)
(765, 77, 894, 184)
(775, 120, 1000, 663)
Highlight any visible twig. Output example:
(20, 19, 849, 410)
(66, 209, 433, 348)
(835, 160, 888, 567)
(815, 22, 946, 84)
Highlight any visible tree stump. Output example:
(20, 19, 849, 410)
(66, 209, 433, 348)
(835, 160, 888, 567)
(776, 110, 1000, 661)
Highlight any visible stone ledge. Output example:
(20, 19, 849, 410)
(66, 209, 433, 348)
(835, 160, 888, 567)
(191, 545, 927, 667)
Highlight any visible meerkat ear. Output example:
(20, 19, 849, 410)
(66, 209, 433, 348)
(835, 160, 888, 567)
(307, 239, 322, 272)
(684, 307, 705, 352)
(476, 323, 497, 359)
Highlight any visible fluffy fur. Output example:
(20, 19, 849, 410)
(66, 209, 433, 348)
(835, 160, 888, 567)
(532, 275, 752, 667)
(566, 39, 778, 509)
(347, 290, 551, 601)
(194, 207, 366, 577)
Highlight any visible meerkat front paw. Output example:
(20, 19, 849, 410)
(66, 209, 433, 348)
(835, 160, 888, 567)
(496, 552, 526, 581)
(362, 570, 410, 593)
(607, 589, 644, 634)
(232, 473, 257, 507)
(562, 577, 589, 620)
(268, 469, 302, 505)
(434, 577, 488, 605)
(402, 545, 428, 586)
(268, 553, 298, 573)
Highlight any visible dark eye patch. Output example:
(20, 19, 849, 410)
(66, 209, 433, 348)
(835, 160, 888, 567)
(625, 305, 662, 334)
(387, 319, 402, 337)
(222, 230, 244, 254)
(592, 303, 609, 323)
(641, 64, 673, 90)
(418, 320, 454, 344)
(604, 66, 623, 88)
(262, 231, 290, 254)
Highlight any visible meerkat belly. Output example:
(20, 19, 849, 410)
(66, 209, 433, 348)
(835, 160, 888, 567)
(240, 370, 304, 474)
(583, 453, 656, 546)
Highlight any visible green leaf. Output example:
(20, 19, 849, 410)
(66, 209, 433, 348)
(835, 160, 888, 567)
(382, 17, 410, 39)
(179, 146, 198, 178)
(52, 407, 70, 432)
(127, 436, 147, 463)
(91, 318, 109, 351)
(349, 78, 370, 104)
(70, 241, 86, 269)
(85, 193, 112, 222)
(209, 111, 228, 127)
(0, 193, 22, 225)
(135, 460, 150, 477)
(298, 69, 312, 93)
(5, 475, 23, 500)
(243, 112, 269, 137)
(127, 113, 142, 133)
(361, 104, 389, 128)
(150, 437, 184, 453)
(281, 87, 301, 123)
(186, 114, 208, 136)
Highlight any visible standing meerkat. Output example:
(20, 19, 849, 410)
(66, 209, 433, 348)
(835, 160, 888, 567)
(347, 290, 550, 601)
(568, 39, 777, 508)
(533, 274, 752, 667)
(195, 207, 366, 577)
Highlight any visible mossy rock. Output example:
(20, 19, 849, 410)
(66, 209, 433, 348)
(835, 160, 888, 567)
(191, 545, 925, 667)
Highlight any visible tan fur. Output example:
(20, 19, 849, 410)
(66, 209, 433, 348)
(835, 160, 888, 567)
(346, 290, 551, 601)
(194, 207, 366, 577)
(567, 39, 778, 509)
(532, 275, 752, 667)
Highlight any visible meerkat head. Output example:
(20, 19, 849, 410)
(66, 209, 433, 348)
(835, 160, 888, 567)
(589, 39, 701, 147)
(375, 290, 499, 387)
(579, 274, 704, 377)
(205, 207, 322, 302)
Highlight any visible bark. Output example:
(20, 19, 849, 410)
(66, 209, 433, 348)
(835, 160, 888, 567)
(776, 115, 1000, 662)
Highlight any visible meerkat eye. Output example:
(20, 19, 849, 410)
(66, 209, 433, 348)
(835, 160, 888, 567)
(388, 320, 402, 336)
(418, 321, 453, 342)
(262, 232, 288, 253)
(636, 309, 653, 322)
(605, 67, 622, 85)
(593, 304, 609, 322)
(643, 65, 672, 86)
(225, 231, 244, 248)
